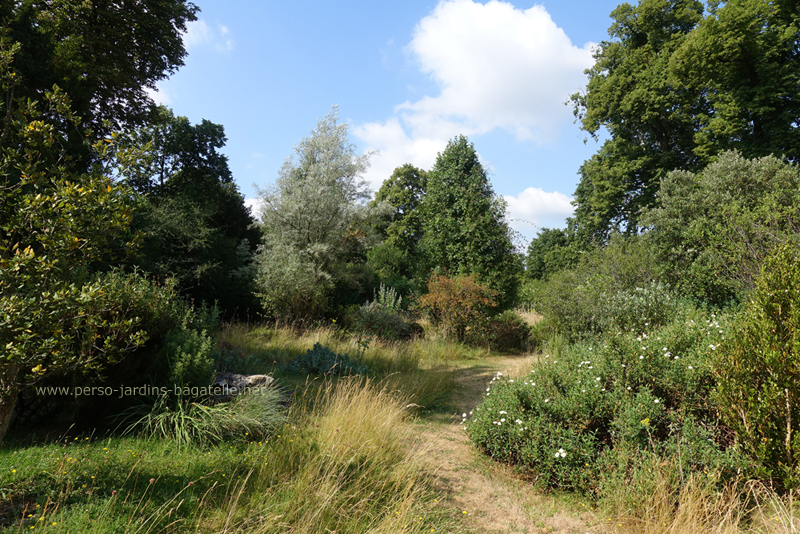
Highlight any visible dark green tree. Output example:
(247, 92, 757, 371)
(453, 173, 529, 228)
(115, 108, 260, 315)
(368, 164, 427, 284)
(570, 0, 800, 239)
(569, 0, 706, 240)
(420, 135, 519, 308)
(526, 227, 580, 280)
(3, 0, 197, 149)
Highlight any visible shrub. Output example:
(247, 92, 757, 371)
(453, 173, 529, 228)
(714, 243, 800, 489)
(417, 274, 499, 341)
(163, 327, 216, 390)
(286, 342, 368, 376)
(473, 311, 531, 353)
(351, 301, 413, 341)
(643, 151, 800, 306)
(466, 309, 745, 495)
(534, 236, 680, 338)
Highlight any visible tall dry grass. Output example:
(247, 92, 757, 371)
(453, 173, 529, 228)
(199, 378, 450, 533)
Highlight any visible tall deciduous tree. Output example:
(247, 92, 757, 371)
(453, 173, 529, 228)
(4, 0, 197, 146)
(570, 0, 800, 239)
(420, 135, 519, 307)
(115, 107, 259, 315)
(569, 0, 705, 240)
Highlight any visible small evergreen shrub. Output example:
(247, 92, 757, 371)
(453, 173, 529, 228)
(286, 342, 368, 376)
(715, 243, 800, 490)
(374, 283, 403, 313)
(163, 327, 216, 390)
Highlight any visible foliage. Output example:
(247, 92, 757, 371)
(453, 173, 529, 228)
(252, 242, 332, 320)
(254, 106, 381, 320)
(116, 107, 260, 316)
(373, 282, 403, 313)
(0, 41, 144, 442)
(285, 342, 368, 376)
(163, 327, 216, 390)
(417, 274, 499, 342)
(532, 235, 677, 338)
(371, 163, 428, 277)
(481, 311, 532, 353)
(420, 135, 520, 308)
(350, 301, 413, 341)
(525, 227, 582, 280)
(4, 0, 197, 155)
(714, 243, 800, 490)
(570, 0, 800, 239)
(643, 150, 800, 306)
(466, 310, 747, 495)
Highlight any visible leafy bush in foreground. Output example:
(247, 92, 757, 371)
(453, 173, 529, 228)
(715, 243, 800, 490)
(466, 311, 747, 494)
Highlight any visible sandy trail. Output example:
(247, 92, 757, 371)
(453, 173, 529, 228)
(418, 355, 604, 534)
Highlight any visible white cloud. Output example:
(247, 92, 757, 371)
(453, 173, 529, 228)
(244, 197, 264, 221)
(355, 0, 594, 190)
(503, 187, 574, 238)
(182, 20, 234, 52)
(145, 84, 172, 106)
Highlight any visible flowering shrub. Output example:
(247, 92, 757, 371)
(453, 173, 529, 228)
(466, 310, 748, 494)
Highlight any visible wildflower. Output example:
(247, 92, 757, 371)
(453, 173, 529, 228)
(555, 448, 567, 458)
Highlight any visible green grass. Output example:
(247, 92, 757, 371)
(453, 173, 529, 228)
(0, 325, 473, 533)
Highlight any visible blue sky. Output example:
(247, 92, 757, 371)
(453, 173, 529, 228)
(149, 0, 622, 243)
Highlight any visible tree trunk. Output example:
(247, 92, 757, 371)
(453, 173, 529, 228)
(0, 364, 21, 444)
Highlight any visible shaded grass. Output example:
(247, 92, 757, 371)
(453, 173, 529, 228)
(1, 378, 461, 533)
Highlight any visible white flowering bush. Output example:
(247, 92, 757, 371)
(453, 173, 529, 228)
(466, 309, 748, 495)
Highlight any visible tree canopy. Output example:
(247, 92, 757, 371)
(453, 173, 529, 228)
(570, 0, 800, 239)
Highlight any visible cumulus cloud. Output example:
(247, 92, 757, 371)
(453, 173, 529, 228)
(355, 0, 594, 190)
(244, 197, 264, 221)
(182, 20, 234, 52)
(503, 187, 574, 238)
(145, 84, 172, 106)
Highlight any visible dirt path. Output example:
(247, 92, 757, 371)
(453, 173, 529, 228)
(419, 355, 602, 534)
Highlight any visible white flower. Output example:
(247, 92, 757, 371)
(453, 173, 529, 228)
(500, 418, 506, 423)
(595, 377, 601, 381)
(555, 448, 567, 458)
(462, 413, 467, 418)
(499, 410, 507, 415)
(654, 399, 660, 404)
(544, 399, 550, 403)
(687, 366, 694, 370)
(639, 356, 644, 359)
